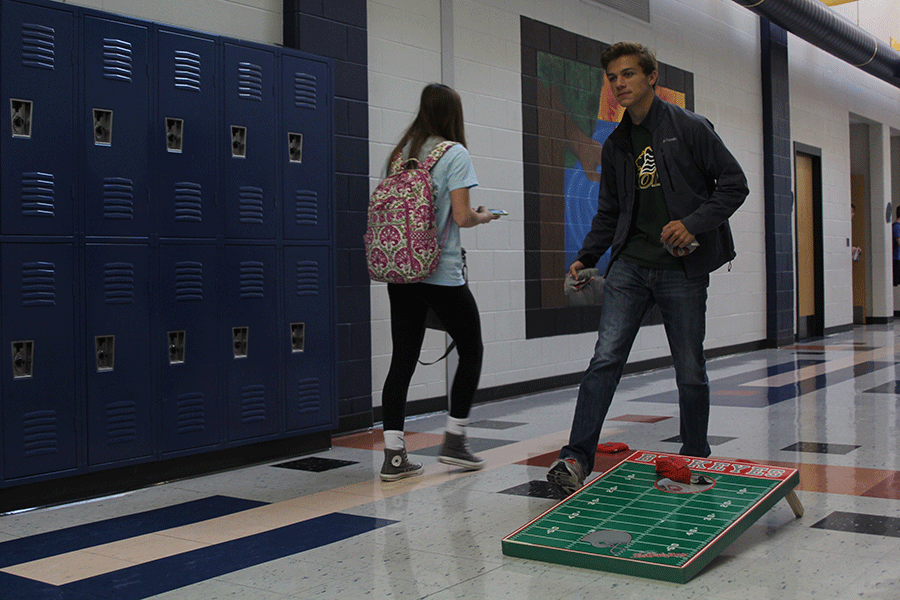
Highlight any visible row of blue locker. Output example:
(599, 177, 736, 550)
(1, 0, 332, 240)
(1, 242, 335, 483)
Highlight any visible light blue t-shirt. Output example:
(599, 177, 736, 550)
(400, 137, 478, 286)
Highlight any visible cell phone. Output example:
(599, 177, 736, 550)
(489, 209, 508, 216)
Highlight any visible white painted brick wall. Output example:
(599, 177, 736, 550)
(368, 0, 900, 406)
(63, 0, 282, 44)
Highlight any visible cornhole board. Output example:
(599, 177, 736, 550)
(502, 451, 800, 583)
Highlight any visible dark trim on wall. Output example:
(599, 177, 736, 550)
(761, 19, 795, 347)
(364, 338, 769, 428)
(823, 322, 854, 336)
(866, 316, 893, 325)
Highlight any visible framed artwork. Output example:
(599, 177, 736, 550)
(521, 17, 694, 338)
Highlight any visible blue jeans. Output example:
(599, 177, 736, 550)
(560, 259, 711, 473)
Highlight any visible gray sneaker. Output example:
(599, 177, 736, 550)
(380, 448, 424, 482)
(547, 457, 585, 495)
(437, 432, 485, 470)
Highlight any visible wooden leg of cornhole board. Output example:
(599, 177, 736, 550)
(785, 490, 804, 517)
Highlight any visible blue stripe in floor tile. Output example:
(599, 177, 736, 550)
(0, 495, 266, 568)
(636, 360, 892, 408)
(0, 571, 99, 600)
(63, 513, 397, 600)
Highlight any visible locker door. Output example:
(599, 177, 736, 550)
(158, 244, 220, 453)
(283, 246, 336, 432)
(1, 243, 76, 479)
(157, 29, 217, 239)
(223, 43, 276, 240)
(83, 16, 150, 238)
(1, 1, 76, 236)
(281, 54, 331, 241)
(223, 245, 279, 441)
(85, 244, 152, 465)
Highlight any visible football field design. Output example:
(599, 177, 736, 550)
(503, 451, 800, 583)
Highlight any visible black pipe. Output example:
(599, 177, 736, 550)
(732, 0, 900, 88)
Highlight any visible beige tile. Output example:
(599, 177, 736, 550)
(2, 550, 134, 586)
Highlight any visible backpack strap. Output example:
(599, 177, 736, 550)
(387, 151, 407, 176)
(421, 140, 457, 170)
(386, 140, 456, 176)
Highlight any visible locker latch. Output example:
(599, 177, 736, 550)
(290, 322, 305, 352)
(11, 340, 34, 378)
(166, 118, 183, 153)
(232, 327, 248, 358)
(231, 126, 246, 157)
(168, 330, 186, 364)
(93, 109, 113, 145)
(288, 133, 303, 163)
(95, 335, 115, 371)
(10, 99, 32, 138)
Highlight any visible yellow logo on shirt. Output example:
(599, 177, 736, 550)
(636, 146, 660, 190)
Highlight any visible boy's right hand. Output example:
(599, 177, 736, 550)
(568, 260, 585, 280)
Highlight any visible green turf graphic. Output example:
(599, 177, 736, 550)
(503, 451, 800, 583)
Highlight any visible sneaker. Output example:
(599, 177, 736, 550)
(547, 457, 585, 495)
(437, 432, 485, 470)
(380, 448, 424, 482)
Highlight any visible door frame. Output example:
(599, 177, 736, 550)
(793, 143, 825, 340)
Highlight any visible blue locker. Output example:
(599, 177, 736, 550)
(223, 245, 279, 441)
(156, 29, 218, 239)
(83, 16, 150, 238)
(1, 243, 77, 479)
(1, 0, 76, 236)
(281, 54, 331, 241)
(223, 43, 276, 240)
(283, 246, 336, 432)
(84, 244, 152, 465)
(158, 244, 220, 453)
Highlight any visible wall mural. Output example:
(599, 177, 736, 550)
(521, 16, 695, 339)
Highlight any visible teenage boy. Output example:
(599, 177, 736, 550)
(548, 42, 749, 494)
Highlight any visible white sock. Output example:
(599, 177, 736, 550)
(446, 416, 467, 436)
(383, 429, 405, 451)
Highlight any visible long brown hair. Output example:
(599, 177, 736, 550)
(388, 83, 467, 169)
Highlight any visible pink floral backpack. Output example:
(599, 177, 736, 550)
(365, 140, 457, 283)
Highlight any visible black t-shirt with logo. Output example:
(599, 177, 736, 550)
(618, 124, 681, 270)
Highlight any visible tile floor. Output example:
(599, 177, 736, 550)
(1, 326, 899, 598)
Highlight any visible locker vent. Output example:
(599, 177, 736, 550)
(104, 262, 135, 304)
(23, 410, 58, 456)
(237, 62, 263, 101)
(176, 392, 206, 433)
(294, 191, 318, 226)
(21, 23, 55, 70)
(105, 400, 137, 444)
(174, 50, 202, 92)
(295, 260, 319, 296)
(238, 186, 264, 223)
(21, 172, 55, 217)
(174, 182, 203, 221)
(240, 385, 266, 423)
(103, 177, 135, 220)
(239, 262, 264, 298)
(294, 73, 317, 109)
(174, 262, 204, 301)
(102, 38, 134, 82)
(296, 378, 321, 415)
(22, 262, 56, 306)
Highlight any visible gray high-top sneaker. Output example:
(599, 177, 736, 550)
(437, 432, 485, 470)
(380, 447, 424, 482)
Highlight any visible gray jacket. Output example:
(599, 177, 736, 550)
(576, 95, 749, 278)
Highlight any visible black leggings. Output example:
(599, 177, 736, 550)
(382, 282, 484, 431)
